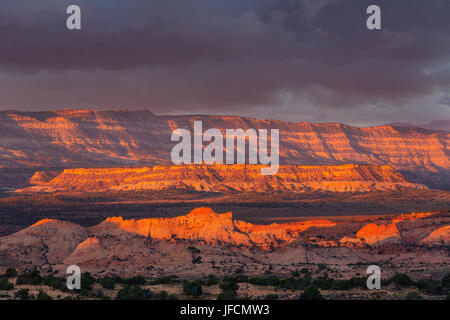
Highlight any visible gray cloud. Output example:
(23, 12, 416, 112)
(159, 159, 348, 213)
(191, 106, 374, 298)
(0, 0, 449, 125)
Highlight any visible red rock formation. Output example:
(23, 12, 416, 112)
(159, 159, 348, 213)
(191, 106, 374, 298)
(19, 164, 427, 193)
(420, 226, 450, 246)
(95, 207, 336, 249)
(0, 208, 448, 275)
(341, 223, 402, 246)
(355, 223, 402, 245)
(1, 110, 448, 188)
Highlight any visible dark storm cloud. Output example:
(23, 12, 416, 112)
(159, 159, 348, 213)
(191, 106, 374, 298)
(0, 0, 449, 124)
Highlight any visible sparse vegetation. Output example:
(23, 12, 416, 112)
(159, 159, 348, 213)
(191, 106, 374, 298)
(16, 270, 42, 285)
(0, 279, 14, 290)
(299, 286, 324, 300)
(182, 280, 203, 297)
(390, 273, 414, 287)
(4, 268, 18, 278)
(115, 285, 152, 300)
(15, 289, 33, 300)
(406, 292, 423, 300)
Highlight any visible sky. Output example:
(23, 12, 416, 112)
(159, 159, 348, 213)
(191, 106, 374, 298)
(0, 0, 449, 126)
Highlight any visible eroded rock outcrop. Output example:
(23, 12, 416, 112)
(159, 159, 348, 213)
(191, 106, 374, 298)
(18, 164, 427, 193)
(0, 208, 448, 275)
(94, 207, 336, 249)
(420, 226, 450, 246)
(1, 110, 449, 188)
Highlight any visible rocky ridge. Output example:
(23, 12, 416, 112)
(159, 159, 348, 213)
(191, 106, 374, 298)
(18, 164, 427, 193)
(0, 109, 449, 189)
(0, 207, 448, 276)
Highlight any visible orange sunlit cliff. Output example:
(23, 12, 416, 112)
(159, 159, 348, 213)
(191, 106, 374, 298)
(1, 110, 449, 189)
(19, 164, 427, 193)
(0, 207, 448, 276)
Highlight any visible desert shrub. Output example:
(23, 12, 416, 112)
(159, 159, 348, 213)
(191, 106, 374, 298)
(390, 273, 414, 287)
(0, 279, 14, 290)
(406, 292, 423, 300)
(330, 277, 367, 290)
(154, 290, 169, 300)
(248, 276, 280, 287)
(42, 275, 66, 291)
(182, 280, 203, 297)
(217, 277, 239, 300)
(223, 275, 248, 283)
(80, 272, 96, 291)
(441, 273, 450, 290)
(279, 278, 298, 290)
(298, 286, 324, 300)
(330, 279, 352, 290)
(219, 280, 239, 293)
(416, 279, 445, 295)
(15, 289, 33, 300)
(300, 268, 310, 275)
(124, 276, 146, 286)
(16, 270, 42, 285)
(115, 285, 153, 300)
(5, 268, 18, 278)
(312, 276, 333, 290)
(37, 290, 53, 300)
(205, 275, 220, 286)
(217, 290, 238, 300)
(148, 275, 178, 285)
(100, 278, 116, 290)
(264, 294, 279, 300)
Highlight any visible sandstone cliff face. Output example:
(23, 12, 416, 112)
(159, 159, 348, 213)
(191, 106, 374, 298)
(0, 110, 448, 188)
(420, 226, 450, 246)
(93, 207, 336, 249)
(354, 223, 402, 246)
(0, 208, 448, 275)
(0, 219, 88, 266)
(19, 164, 427, 193)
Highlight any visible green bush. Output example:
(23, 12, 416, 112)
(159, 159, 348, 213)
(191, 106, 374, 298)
(16, 270, 42, 285)
(217, 277, 239, 300)
(264, 294, 279, 300)
(416, 279, 444, 295)
(219, 280, 239, 293)
(0, 279, 14, 290)
(154, 290, 169, 300)
(100, 278, 116, 290)
(115, 285, 153, 300)
(15, 289, 33, 300)
(278, 277, 310, 290)
(248, 276, 280, 287)
(42, 275, 66, 291)
(330, 277, 367, 291)
(5, 268, 18, 278)
(205, 275, 220, 286)
(183, 280, 203, 297)
(37, 290, 53, 300)
(148, 275, 178, 285)
(299, 286, 324, 300)
(390, 273, 414, 287)
(217, 290, 238, 300)
(406, 292, 423, 300)
(441, 273, 450, 289)
(124, 276, 146, 286)
(312, 277, 333, 290)
(80, 272, 96, 291)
